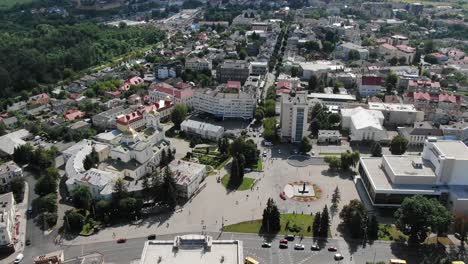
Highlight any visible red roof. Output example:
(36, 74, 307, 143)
(409, 80, 441, 88)
(439, 93, 458, 103)
(361, 76, 383, 86)
(64, 109, 85, 121)
(277, 81, 292, 89)
(68, 93, 81, 100)
(105, 91, 121, 98)
(149, 82, 194, 99)
(413, 91, 431, 101)
(227, 81, 241, 90)
(116, 111, 143, 125)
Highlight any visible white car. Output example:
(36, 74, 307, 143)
(334, 253, 344, 260)
(294, 244, 305, 250)
(14, 253, 24, 264)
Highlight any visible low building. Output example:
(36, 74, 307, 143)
(0, 193, 16, 252)
(0, 129, 31, 156)
(298, 61, 344, 80)
(367, 102, 424, 126)
(180, 120, 224, 141)
(335, 42, 369, 60)
(0, 161, 23, 189)
(92, 106, 133, 129)
(359, 75, 384, 97)
(185, 57, 212, 71)
(250, 61, 268, 76)
(308, 93, 357, 108)
(358, 139, 468, 216)
(341, 107, 387, 142)
(398, 121, 443, 145)
(28, 93, 50, 108)
(34, 250, 64, 264)
(318, 130, 341, 144)
(280, 92, 309, 143)
(216, 60, 250, 84)
(407, 80, 441, 93)
(157, 66, 177, 80)
(64, 109, 85, 121)
(138, 235, 243, 264)
(440, 121, 468, 143)
(168, 159, 206, 199)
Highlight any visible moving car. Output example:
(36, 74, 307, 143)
(328, 246, 338, 252)
(261, 242, 271, 248)
(14, 253, 24, 264)
(279, 243, 288, 249)
(279, 192, 286, 200)
(334, 253, 344, 260)
(262, 151, 267, 157)
(284, 234, 295, 241)
(279, 239, 288, 244)
(311, 244, 320, 251)
(294, 244, 305, 250)
(25, 239, 31, 246)
(117, 238, 127, 243)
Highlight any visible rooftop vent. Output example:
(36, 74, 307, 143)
(412, 161, 423, 169)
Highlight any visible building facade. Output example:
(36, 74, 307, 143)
(280, 92, 309, 143)
(216, 60, 250, 84)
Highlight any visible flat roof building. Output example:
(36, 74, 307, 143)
(280, 92, 309, 143)
(180, 120, 224, 141)
(138, 235, 243, 264)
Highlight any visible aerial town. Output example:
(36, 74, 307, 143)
(0, 0, 467, 263)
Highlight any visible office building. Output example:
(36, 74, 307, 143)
(216, 60, 251, 84)
(280, 92, 309, 143)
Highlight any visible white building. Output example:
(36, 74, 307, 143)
(0, 192, 16, 249)
(341, 107, 387, 142)
(318, 130, 341, 144)
(358, 75, 384, 97)
(368, 102, 424, 126)
(194, 86, 256, 120)
(180, 120, 224, 141)
(185, 57, 212, 71)
(0, 129, 31, 157)
(250, 61, 268, 76)
(307, 93, 357, 109)
(335, 42, 369, 60)
(157, 66, 177, 80)
(280, 92, 309, 143)
(358, 139, 468, 216)
(139, 235, 243, 264)
(168, 159, 207, 199)
(398, 121, 443, 146)
(440, 121, 468, 143)
(298, 61, 344, 80)
(0, 161, 23, 189)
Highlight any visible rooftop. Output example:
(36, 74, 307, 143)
(308, 93, 356, 101)
(368, 102, 417, 112)
(181, 120, 224, 133)
(432, 140, 468, 159)
(169, 160, 206, 186)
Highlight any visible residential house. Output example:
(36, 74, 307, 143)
(28, 93, 50, 108)
(185, 57, 212, 71)
(64, 109, 85, 121)
(0, 161, 22, 189)
(359, 75, 384, 97)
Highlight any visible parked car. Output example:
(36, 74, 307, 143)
(284, 234, 295, 241)
(294, 244, 305, 250)
(261, 242, 271, 248)
(334, 253, 344, 260)
(279, 243, 288, 249)
(27, 207, 33, 215)
(279, 192, 286, 200)
(117, 238, 127, 243)
(14, 253, 24, 264)
(279, 239, 288, 244)
(147, 234, 156, 240)
(311, 244, 320, 251)
(328, 246, 338, 252)
(25, 239, 31, 246)
(262, 150, 267, 157)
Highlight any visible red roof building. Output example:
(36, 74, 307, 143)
(64, 109, 85, 121)
(227, 81, 241, 90)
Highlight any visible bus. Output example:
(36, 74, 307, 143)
(452, 261, 465, 264)
(244, 256, 259, 264)
(389, 259, 407, 264)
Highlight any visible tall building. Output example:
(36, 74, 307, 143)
(0, 193, 16, 251)
(216, 60, 250, 84)
(280, 92, 309, 143)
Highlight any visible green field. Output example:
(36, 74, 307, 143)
(221, 174, 255, 191)
(378, 224, 408, 241)
(223, 213, 318, 236)
(0, 0, 36, 10)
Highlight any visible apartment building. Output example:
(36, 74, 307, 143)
(250, 61, 268, 76)
(368, 102, 424, 126)
(216, 60, 250, 84)
(0, 161, 23, 188)
(0, 193, 16, 250)
(185, 57, 212, 71)
(280, 92, 309, 143)
(148, 82, 195, 108)
(334, 42, 369, 61)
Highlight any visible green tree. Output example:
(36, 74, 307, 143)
(348, 49, 361, 61)
(331, 186, 341, 206)
(367, 215, 379, 240)
(255, 108, 265, 122)
(13, 144, 34, 165)
(395, 195, 452, 243)
(424, 40, 435, 54)
(319, 205, 330, 237)
(161, 166, 178, 209)
(95, 200, 110, 220)
(370, 141, 383, 157)
(308, 75, 317, 92)
(328, 113, 341, 126)
(112, 178, 128, 202)
(35, 193, 58, 213)
(218, 137, 230, 155)
(41, 212, 58, 229)
(118, 197, 141, 218)
(264, 99, 276, 117)
(412, 49, 421, 65)
(325, 156, 341, 171)
(171, 104, 188, 129)
(339, 199, 367, 239)
(390, 135, 408, 155)
(299, 137, 312, 154)
(35, 174, 58, 196)
(389, 56, 398, 66)
(312, 212, 321, 237)
(64, 210, 85, 232)
(262, 198, 281, 233)
(340, 151, 360, 171)
(398, 57, 406, 65)
(263, 117, 278, 142)
(424, 54, 438, 64)
(10, 177, 25, 203)
(71, 186, 92, 210)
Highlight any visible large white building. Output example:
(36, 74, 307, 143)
(440, 121, 468, 144)
(180, 120, 224, 141)
(0, 192, 16, 250)
(193, 85, 256, 120)
(149, 83, 195, 109)
(298, 61, 344, 80)
(341, 107, 387, 142)
(334, 42, 369, 60)
(368, 102, 424, 126)
(358, 139, 468, 217)
(280, 92, 309, 143)
(139, 235, 243, 264)
(168, 159, 206, 199)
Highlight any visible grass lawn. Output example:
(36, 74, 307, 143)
(0, 0, 36, 10)
(378, 224, 408, 241)
(221, 174, 255, 191)
(223, 213, 316, 236)
(254, 159, 263, 171)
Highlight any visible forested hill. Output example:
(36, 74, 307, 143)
(0, 11, 165, 98)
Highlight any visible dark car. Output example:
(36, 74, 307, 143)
(25, 239, 31, 246)
(261, 242, 271, 248)
(328, 246, 338, 252)
(117, 238, 127, 243)
(284, 234, 295, 241)
(279, 243, 288, 249)
(147, 234, 156, 240)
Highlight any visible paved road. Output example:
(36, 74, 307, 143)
(32, 232, 448, 264)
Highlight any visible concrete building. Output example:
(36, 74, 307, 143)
(341, 107, 387, 142)
(149, 82, 195, 108)
(298, 61, 344, 80)
(157, 66, 176, 80)
(92, 106, 133, 129)
(440, 121, 468, 143)
(398, 121, 443, 145)
(185, 57, 212, 71)
(168, 159, 207, 199)
(407, 80, 441, 93)
(0, 129, 31, 157)
(308, 93, 357, 108)
(180, 120, 224, 141)
(0, 161, 23, 189)
(368, 102, 424, 126)
(359, 75, 384, 97)
(250, 61, 268, 76)
(193, 86, 256, 120)
(216, 60, 251, 84)
(334, 42, 369, 60)
(358, 139, 468, 216)
(318, 130, 341, 144)
(0, 192, 16, 251)
(139, 235, 243, 264)
(280, 92, 309, 143)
